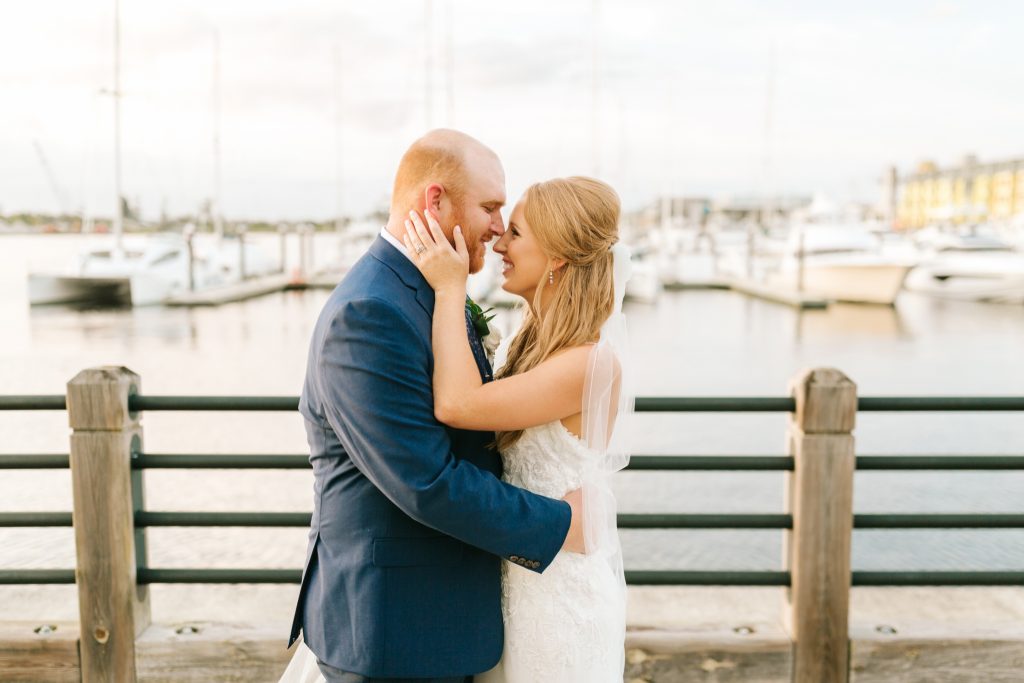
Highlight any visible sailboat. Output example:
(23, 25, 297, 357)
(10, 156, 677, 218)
(28, 6, 276, 306)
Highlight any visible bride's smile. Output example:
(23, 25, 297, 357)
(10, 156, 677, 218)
(493, 200, 564, 305)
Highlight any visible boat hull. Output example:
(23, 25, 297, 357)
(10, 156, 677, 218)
(769, 263, 912, 305)
(905, 269, 1024, 303)
(28, 274, 131, 306)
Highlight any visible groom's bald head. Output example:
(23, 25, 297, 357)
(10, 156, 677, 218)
(387, 129, 506, 273)
(390, 129, 500, 214)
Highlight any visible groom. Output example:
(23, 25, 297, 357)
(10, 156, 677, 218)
(289, 129, 586, 682)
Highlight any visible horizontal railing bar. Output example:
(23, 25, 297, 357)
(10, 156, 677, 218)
(0, 569, 76, 584)
(128, 453, 1024, 472)
(626, 570, 791, 586)
(136, 568, 792, 586)
(857, 397, 1024, 411)
(130, 396, 1024, 412)
(0, 396, 66, 410)
(131, 396, 299, 411)
(0, 512, 73, 527)
(852, 571, 1024, 586)
(133, 511, 1024, 530)
(854, 514, 1024, 528)
(6, 509, 1019, 531)
(134, 512, 796, 529)
(138, 568, 300, 584)
(628, 455, 794, 470)
(619, 514, 790, 529)
(635, 397, 795, 412)
(132, 453, 797, 471)
(5, 509, 1018, 531)
(0, 454, 70, 469)
(9, 567, 1018, 587)
(856, 455, 1024, 470)
(4, 395, 1023, 413)
(133, 453, 310, 469)
(135, 511, 311, 527)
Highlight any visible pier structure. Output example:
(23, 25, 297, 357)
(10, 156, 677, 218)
(1, 369, 1024, 681)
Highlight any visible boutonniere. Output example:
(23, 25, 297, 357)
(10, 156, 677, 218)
(466, 296, 501, 363)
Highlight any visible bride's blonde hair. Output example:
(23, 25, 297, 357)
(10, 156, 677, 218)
(495, 176, 620, 450)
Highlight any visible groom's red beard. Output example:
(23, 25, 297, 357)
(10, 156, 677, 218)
(448, 204, 486, 274)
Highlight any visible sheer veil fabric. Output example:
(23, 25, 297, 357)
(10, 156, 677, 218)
(580, 241, 634, 676)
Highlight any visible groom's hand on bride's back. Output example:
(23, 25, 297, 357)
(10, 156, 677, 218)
(561, 488, 586, 554)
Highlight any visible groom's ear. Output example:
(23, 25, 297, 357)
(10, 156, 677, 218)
(423, 183, 445, 214)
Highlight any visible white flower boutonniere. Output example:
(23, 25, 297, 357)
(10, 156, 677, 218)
(466, 296, 500, 364)
(481, 326, 502, 365)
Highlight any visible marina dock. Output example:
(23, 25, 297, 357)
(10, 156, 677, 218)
(165, 273, 297, 306)
(163, 268, 347, 306)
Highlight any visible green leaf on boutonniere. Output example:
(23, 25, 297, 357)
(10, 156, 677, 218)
(465, 295, 495, 338)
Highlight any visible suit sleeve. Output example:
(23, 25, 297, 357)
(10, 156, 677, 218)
(314, 296, 571, 572)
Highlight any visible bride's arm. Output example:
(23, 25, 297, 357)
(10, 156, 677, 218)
(433, 293, 589, 431)
(405, 210, 589, 432)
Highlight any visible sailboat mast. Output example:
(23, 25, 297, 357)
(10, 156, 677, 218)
(333, 44, 344, 232)
(212, 30, 224, 239)
(444, 0, 455, 126)
(112, 0, 124, 250)
(590, 0, 601, 178)
(424, 0, 434, 130)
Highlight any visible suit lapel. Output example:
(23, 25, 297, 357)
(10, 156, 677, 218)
(368, 236, 435, 317)
(370, 235, 493, 383)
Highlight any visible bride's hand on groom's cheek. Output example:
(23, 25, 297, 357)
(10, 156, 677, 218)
(404, 209, 470, 294)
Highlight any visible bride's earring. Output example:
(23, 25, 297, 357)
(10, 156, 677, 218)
(548, 270, 554, 285)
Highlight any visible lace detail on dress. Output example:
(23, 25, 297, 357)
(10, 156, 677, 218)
(481, 421, 625, 683)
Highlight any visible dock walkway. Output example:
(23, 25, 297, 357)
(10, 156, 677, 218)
(5, 585, 1023, 681)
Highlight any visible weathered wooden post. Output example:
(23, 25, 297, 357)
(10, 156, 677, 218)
(68, 367, 150, 682)
(784, 367, 856, 683)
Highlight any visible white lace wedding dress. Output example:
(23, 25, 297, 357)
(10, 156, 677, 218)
(477, 419, 626, 683)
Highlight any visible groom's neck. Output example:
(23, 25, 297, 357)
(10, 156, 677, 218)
(383, 213, 409, 243)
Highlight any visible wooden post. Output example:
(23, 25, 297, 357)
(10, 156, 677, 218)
(784, 368, 856, 683)
(68, 367, 150, 682)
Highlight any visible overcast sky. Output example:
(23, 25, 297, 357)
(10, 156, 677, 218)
(2, 0, 1022, 220)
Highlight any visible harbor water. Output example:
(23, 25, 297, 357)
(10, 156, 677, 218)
(2, 233, 1023, 622)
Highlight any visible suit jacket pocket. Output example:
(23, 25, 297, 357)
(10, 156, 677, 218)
(372, 536, 465, 568)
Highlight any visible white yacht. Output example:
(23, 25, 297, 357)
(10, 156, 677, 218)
(762, 225, 916, 305)
(624, 246, 661, 304)
(904, 232, 1024, 303)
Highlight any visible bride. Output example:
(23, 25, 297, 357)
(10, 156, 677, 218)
(282, 176, 632, 682)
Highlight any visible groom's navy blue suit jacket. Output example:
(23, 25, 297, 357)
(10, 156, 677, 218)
(290, 236, 572, 678)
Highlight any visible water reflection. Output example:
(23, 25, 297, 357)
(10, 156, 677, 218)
(30, 304, 202, 348)
(794, 303, 908, 342)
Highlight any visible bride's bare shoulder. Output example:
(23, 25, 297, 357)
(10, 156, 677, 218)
(544, 344, 597, 367)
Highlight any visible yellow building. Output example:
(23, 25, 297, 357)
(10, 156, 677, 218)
(895, 155, 1024, 228)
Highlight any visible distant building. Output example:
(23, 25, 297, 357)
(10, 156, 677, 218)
(895, 154, 1024, 229)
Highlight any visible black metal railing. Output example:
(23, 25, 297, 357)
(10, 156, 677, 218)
(3, 393, 1023, 587)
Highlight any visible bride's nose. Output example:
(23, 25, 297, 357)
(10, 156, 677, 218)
(493, 232, 509, 253)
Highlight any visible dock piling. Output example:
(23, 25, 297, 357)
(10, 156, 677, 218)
(784, 367, 857, 683)
(67, 367, 150, 682)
